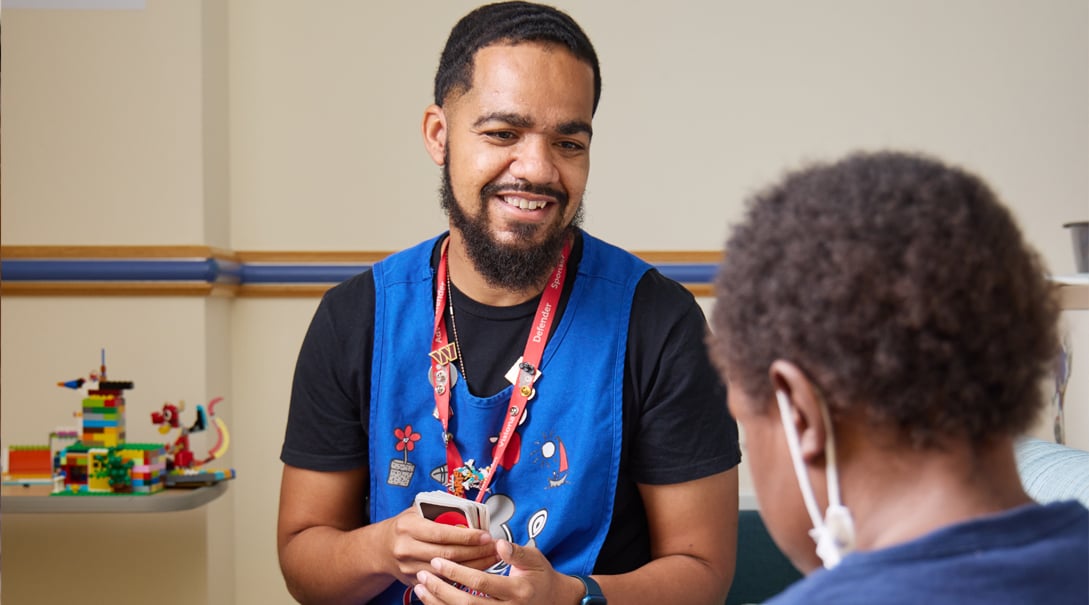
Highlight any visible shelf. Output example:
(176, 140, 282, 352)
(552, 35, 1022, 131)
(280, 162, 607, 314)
(1, 481, 228, 513)
(1053, 278, 1089, 310)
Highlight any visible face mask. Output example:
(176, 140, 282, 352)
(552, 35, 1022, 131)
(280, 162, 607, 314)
(776, 389, 856, 569)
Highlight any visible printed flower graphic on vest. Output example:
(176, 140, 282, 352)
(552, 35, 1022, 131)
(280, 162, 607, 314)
(387, 424, 421, 487)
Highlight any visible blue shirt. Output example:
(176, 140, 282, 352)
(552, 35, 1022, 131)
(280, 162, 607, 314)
(769, 500, 1089, 605)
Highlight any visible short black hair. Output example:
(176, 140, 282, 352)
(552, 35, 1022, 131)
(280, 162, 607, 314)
(434, 1, 601, 113)
(709, 150, 1060, 449)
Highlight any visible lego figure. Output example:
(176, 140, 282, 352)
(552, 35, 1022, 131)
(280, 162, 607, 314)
(151, 397, 228, 470)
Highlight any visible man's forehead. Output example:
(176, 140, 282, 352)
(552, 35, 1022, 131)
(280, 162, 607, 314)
(449, 44, 593, 117)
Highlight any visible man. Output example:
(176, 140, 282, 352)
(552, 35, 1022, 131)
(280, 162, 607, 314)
(707, 150, 1089, 604)
(277, 3, 740, 604)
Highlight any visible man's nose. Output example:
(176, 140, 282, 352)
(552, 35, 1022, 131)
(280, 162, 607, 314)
(509, 137, 560, 185)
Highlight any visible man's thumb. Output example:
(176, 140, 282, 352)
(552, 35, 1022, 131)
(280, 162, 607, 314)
(497, 539, 544, 573)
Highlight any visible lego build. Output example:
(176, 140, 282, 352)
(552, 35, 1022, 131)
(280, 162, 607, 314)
(1, 349, 236, 494)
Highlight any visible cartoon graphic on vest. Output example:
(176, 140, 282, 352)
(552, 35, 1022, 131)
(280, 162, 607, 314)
(526, 508, 548, 548)
(533, 432, 570, 488)
(387, 424, 421, 487)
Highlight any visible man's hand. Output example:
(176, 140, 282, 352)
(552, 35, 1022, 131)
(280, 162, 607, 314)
(380, 508, 500, 587)
(411, 539, 586, 604)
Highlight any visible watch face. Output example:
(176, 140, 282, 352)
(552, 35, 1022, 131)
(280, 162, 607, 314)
(581, 597, 607, 605)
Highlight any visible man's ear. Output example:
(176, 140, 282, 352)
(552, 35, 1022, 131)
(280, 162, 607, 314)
(422, 104, 447, 166)
(769, 360, 827, 464)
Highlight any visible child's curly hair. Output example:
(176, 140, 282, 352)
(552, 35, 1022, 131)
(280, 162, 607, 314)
(709, 150, 1060, 449)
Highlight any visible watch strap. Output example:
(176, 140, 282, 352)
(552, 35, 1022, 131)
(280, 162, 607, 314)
(570, 574, 606, 605)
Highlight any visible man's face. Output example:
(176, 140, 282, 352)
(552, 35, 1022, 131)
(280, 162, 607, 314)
(433, 42, 595, 289)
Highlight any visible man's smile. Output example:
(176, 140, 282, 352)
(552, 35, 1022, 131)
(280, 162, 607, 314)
(500, 195, 554, 211)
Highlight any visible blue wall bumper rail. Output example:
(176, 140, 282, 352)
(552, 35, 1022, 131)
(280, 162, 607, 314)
(0, 248, 718, 297)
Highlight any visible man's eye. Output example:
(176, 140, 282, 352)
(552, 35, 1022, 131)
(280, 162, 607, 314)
(558, 141, 586, 151)
(487, 131, 516, 141)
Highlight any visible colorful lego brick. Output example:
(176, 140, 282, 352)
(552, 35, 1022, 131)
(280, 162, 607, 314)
(88, 448, 112, 492)
(120, 444, 168, 493)
(7, 446, 53, 478)
(80, 426, 125, 448)
(165, 467, 236, 487)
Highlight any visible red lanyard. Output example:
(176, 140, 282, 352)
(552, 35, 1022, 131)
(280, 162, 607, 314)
(430, 237, 571, 502)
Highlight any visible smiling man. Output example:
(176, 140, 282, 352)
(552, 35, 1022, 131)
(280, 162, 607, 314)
(276, 3, 740, 605)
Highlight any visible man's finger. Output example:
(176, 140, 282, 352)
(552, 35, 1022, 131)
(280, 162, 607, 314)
(497, 539, 547, 573)
(427, 558, 497, 598)
(415, 516, 494, 546)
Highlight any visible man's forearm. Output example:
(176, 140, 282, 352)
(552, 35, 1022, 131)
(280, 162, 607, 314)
(281, 523, 395, 605)
(595, 553, 733, 605)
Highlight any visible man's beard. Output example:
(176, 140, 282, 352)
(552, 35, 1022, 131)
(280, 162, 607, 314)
(440, 162, 583, 292)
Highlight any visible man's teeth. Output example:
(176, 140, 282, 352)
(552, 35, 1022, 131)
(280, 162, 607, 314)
(505, 197, 548, 210)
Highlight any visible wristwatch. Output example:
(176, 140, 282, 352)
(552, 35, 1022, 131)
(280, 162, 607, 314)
(570, 574, 606, 605)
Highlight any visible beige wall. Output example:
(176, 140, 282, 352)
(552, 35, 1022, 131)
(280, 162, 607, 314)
(2, 1, 1087, 604)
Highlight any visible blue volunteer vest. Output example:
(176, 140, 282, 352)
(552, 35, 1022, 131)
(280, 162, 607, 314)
(369, 232, 650, 604)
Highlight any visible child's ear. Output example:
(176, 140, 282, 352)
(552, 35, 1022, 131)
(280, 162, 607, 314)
(769, 360, 827, 463)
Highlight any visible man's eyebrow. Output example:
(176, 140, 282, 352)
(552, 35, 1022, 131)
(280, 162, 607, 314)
(474, 112, 593, 139)
(474, 112, 533, 129)
(557, 120, 593, 139)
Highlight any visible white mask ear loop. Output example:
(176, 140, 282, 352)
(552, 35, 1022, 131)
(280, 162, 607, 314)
(776, 390, 855, 569)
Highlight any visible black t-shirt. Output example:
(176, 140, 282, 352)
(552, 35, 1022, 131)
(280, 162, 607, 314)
(281, 232, 740, 574)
